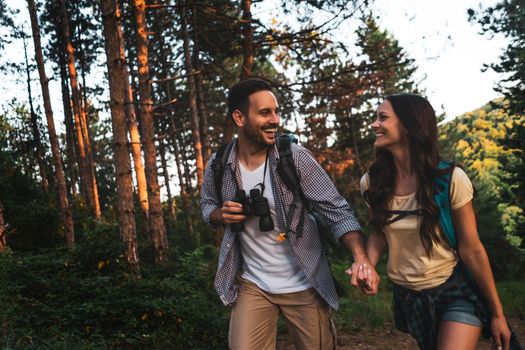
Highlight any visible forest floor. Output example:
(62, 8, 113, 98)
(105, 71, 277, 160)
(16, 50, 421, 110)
(276, 317, 525, 349)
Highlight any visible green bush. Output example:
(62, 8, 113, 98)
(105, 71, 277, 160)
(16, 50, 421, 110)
(0, 235, 229, 349)
(0, 151, 60, 249)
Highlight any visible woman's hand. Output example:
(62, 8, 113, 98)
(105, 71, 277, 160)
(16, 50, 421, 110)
(346, 262, 380, 295)
(490, 315, 511, 350)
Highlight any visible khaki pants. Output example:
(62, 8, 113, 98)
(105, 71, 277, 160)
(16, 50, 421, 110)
(229, 278, 336, 350)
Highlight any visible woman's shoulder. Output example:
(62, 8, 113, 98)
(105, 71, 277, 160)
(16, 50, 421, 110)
(450, 164, 471, 183)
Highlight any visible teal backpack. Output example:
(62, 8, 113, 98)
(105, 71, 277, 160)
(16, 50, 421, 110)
(434, 160, 458, 249)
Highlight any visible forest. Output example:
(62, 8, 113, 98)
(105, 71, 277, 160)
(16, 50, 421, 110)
(0, 0, 523, 348)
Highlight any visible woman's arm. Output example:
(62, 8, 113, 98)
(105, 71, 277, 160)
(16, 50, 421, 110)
(453, 200, 511, 350)
(345, 214, 387, 295)
(367, 228, 388, 267)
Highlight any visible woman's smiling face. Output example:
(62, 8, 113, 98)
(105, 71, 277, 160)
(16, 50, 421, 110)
(371, 100, 408, 150)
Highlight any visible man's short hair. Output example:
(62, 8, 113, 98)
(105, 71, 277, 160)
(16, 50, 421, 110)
(227, 78, 273, 119)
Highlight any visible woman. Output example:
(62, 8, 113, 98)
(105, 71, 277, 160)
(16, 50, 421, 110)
(359, 93, 511, 350)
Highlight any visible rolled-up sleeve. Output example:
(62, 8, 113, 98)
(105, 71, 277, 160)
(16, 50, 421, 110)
(293, 145, 362, 240)
(200, 154, 221, 227)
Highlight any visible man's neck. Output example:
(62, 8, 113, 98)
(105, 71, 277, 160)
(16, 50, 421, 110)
(237, 137, 270, 171)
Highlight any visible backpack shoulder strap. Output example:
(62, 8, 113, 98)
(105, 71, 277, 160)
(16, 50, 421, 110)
(434, 160, 457, 249)
(276, 134, 313, 211)
(211, 140, 235, 204)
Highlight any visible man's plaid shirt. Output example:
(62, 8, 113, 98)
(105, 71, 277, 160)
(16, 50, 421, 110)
(200, 140, 362, 310)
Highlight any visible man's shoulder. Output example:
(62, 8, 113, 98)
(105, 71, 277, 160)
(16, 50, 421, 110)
(288, 141, 313, 158)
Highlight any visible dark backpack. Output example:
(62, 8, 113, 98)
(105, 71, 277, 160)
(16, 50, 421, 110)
(211, 134, 323, 226)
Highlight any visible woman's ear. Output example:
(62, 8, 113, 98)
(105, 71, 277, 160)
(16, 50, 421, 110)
(232, 110, 244, 128)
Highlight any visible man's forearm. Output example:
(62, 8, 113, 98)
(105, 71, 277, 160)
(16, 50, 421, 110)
(340, 231, 369, 261)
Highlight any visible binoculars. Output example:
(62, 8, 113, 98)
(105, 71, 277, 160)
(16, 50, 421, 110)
(230, 189, 274, 233)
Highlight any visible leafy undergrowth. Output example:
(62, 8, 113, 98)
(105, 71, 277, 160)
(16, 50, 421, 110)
(0, 237, 229, 349)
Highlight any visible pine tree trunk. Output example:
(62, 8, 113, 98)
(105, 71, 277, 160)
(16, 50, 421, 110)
(240, 0, 254, 80)
(125, 70, 150, 234)
(224, 0, 254, 143)
(120, 7, 149, 235)
(100, 0, 140, 276)
(59, 54, 79, 197)
(27, 0, 75, 249)
(158, 138, 176, 221)
(0, 201, 6, 250)
(167, 87, 194, 236)
(133, 0, 168, 263)
(59, 0, 101, 219)
(23, 35, 49, 193)
(191, 6, 210, 164)
(179, 0, 204, 189)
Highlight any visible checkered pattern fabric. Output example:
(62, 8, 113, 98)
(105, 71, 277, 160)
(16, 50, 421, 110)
(200, 140, 362, 310)
(392, 267, 489, 350)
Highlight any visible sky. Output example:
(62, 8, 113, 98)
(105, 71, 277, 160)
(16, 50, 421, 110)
(367, 0, 507, 118)
(255, 0, 508, 119)
(2, 0, 508, 122)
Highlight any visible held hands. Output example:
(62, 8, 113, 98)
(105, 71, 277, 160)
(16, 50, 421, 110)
(491, 315, 511, 350)
(345, 262, 380, 295)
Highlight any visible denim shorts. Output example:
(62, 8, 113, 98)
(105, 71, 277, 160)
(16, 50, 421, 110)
(439, 298, 482, 327)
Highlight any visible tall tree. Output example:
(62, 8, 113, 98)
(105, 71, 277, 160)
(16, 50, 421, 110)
(133, 0, 168, 262)
(59, 0, 101, 219)
(224, 0, 254, 142)
(100, 0, 140, 276)
(158, 136, 176, 221)
(240, 0, 254, 80)
(469, 0, 525, 243)
(27, 0, 75, 249)
(179, 0, 205, 189)
(191, 5, 210, 164)
(114, 0, 149, 232)
(469, 0, 525, 114)
(22, 32, 49, 193)
(124, 61, 149, 233)
(58, 49, 79, 197)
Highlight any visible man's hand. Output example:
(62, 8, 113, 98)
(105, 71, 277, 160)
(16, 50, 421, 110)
(339, 231, 380, 295)
(210, 201, 247, 226)
(345, 262, 380, 295)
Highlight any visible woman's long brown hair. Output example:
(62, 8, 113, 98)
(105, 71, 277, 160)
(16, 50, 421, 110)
(364, 94, 447, 257)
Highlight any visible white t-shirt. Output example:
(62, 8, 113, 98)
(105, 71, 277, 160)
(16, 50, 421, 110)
(238, 161, 311, 294)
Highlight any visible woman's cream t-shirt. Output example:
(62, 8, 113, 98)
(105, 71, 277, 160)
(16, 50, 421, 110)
(360, 167, 473, 290)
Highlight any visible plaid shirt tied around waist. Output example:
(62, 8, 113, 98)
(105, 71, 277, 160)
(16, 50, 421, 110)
(200, 140, 362, 310)
(392, 264, 489, 350)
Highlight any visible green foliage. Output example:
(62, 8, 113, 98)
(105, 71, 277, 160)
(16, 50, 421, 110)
(439, 99, 525, 277)
(497, 280, 525, 318)
(0, 150, 60, 249)
(0, 234, 229, 349)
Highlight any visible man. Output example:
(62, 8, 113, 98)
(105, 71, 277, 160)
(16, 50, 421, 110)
(200, 77, 379, 349)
